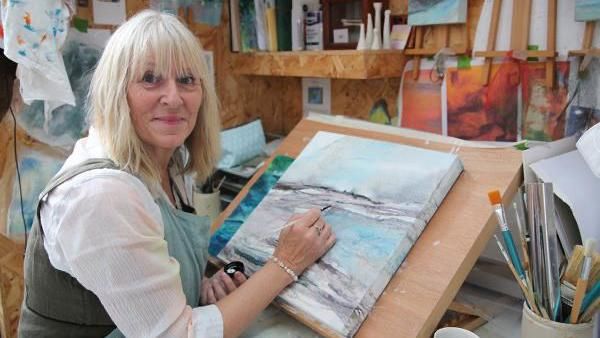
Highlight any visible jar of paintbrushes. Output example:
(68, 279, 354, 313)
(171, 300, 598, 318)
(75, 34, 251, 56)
(193, 174, 226, 223)
(487, 183, 597, 338)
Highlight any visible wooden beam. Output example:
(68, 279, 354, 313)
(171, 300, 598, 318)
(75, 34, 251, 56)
(545, 0, 557, 88)
(474, 50, 557, 58)
(482, 0, 502, 85)
(412, 26, 424, 80)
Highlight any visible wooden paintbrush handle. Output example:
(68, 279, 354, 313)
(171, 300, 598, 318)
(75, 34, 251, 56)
(570, 279, 589, 323)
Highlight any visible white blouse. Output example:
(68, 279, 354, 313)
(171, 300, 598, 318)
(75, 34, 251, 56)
(39, 128, 223, 338)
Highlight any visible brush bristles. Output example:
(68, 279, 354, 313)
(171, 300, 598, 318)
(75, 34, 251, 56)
(584, 239, 596, 257)
(488, 190, 502, 205)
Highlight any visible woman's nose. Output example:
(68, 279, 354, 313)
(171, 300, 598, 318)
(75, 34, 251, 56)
(159, 79, 183, 107)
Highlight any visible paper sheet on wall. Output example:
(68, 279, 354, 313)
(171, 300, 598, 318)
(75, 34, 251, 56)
(530, 150, 600, 242)
(92, 0, 126, 25)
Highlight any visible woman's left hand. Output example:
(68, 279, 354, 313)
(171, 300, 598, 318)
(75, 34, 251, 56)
(200, 268, 247, 305)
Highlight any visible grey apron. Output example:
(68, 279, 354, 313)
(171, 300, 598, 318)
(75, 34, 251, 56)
(19, 159, 210, 337)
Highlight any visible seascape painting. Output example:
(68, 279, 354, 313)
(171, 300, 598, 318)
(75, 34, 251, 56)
(575, 0, 600, 22)
(400, 66, 443, 134)
(218, 132, 463, 337)
(408, 0, 468, 26)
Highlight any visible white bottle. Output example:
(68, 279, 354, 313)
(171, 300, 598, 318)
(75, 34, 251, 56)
(365, 13, 373, 50)
(291, 7, 304, 51)
(371, 27, 381, 50)
(383, 9, 391, 49)
(357, 23, 366, 50)
(373, 2, 382, 42)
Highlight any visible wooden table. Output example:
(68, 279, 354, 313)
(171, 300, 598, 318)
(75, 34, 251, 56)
(212, 116, 523, 338)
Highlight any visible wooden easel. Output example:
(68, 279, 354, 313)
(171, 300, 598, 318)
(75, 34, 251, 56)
(474, 0, 558, 87)
(406, 23, 469, 80)
(568, 21, 598, 72)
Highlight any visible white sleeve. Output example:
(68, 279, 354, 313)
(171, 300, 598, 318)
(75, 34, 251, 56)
(54, 172, 223, 338)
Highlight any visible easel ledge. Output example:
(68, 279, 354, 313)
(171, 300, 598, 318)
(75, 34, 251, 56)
(212, 114, 522, 337)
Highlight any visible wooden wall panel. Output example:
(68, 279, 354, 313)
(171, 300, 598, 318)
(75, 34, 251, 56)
(332, 78, 401, 121)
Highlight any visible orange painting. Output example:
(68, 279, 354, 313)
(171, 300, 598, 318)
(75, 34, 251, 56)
(401, 69, 442, 134)
(446, 62, 520, 141)
(521, 62, 569, 141)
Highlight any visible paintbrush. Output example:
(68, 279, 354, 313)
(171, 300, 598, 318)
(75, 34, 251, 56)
(579, 295, 600, 323)
(268, 205, 333, 234)
(571, 239, 596, 323)
(580, 280, 600, 317)
(494, 235, 541, 316)
(489, 190, 525, 279)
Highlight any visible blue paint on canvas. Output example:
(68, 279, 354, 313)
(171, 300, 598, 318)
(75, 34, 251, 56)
(209, 155, 294, 256)
(8, 151, 64, 235)
(575, 0, 600, 21)
(219, 132, 463, 337)
(408, 0, 467, 26)
(17, 39, 101, 149)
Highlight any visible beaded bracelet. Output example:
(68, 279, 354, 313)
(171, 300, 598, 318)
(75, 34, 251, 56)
(270, 256, 298, 282)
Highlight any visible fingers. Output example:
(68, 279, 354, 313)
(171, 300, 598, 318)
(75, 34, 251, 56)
(218, 271, 238, 294)
(233, 271, 247, 286)
(292, 208, 321, 228)
(206, 283, 217, 304)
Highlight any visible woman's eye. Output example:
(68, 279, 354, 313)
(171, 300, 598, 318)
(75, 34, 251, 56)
(142, 72, 161, 84)
(178, 75, 195, 85)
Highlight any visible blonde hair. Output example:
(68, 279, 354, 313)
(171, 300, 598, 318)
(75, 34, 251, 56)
(88, 10, 220, 185)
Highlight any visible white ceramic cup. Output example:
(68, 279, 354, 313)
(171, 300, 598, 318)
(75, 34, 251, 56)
(521, 303, 593, 338)
(434, 327, 480, 338)
(193, 189, 220, 222)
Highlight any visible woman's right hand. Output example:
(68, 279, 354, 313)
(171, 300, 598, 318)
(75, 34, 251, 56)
(272, 208, 336, 277)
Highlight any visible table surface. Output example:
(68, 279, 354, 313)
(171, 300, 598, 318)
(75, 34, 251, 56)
(212, 118, 523, 338)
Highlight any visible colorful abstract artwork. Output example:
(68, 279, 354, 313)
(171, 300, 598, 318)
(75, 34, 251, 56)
(575, 0, 600, 22)
(209, 155, 294, 256)
(7, 149, 63, 236)
(239, 0, 258, 51)
(400, 68, 442, 134)
(218, 132, 463, 337)
(17, 38, 102, 149)
(520, 62, 570, 141)
(408, 0, 468, 26)
(446, 63, 519, 141)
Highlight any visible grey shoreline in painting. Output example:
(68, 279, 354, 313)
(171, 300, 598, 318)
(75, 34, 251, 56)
(219, 131, 463, 337)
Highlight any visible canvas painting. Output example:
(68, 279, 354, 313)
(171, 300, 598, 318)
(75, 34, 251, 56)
(520, 62, 569, 141)
(575, 0, 600, 22)
(7, 149, 64, 236)
(218, 132, 463, 337)
(408, 0, 468, 26)
(400, 67, 443, 134)
(446, 63, 519, 141)
(190, 0, 224, 26)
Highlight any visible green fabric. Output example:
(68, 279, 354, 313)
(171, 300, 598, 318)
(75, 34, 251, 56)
(107, 198, 210, 337)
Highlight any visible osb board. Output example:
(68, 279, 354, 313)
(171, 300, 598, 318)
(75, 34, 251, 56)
(231, 50, 407, 79)
(0, 234, 24, 338)
(213, 118, 523, 338)
(332, 78, 401, 120)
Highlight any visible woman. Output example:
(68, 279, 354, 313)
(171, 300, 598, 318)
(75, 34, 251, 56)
(19, 10, 335, 338)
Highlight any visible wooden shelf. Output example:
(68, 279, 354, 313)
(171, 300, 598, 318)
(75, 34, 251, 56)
(230, 50, 407, 79)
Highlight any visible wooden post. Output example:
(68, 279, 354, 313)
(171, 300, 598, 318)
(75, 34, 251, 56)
(412, 26, 424, 80)
(482, 0, 502, 85)
(545, 0, 557, 88)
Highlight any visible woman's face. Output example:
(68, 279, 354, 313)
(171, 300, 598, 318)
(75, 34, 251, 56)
(127, 64, 202, 156)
